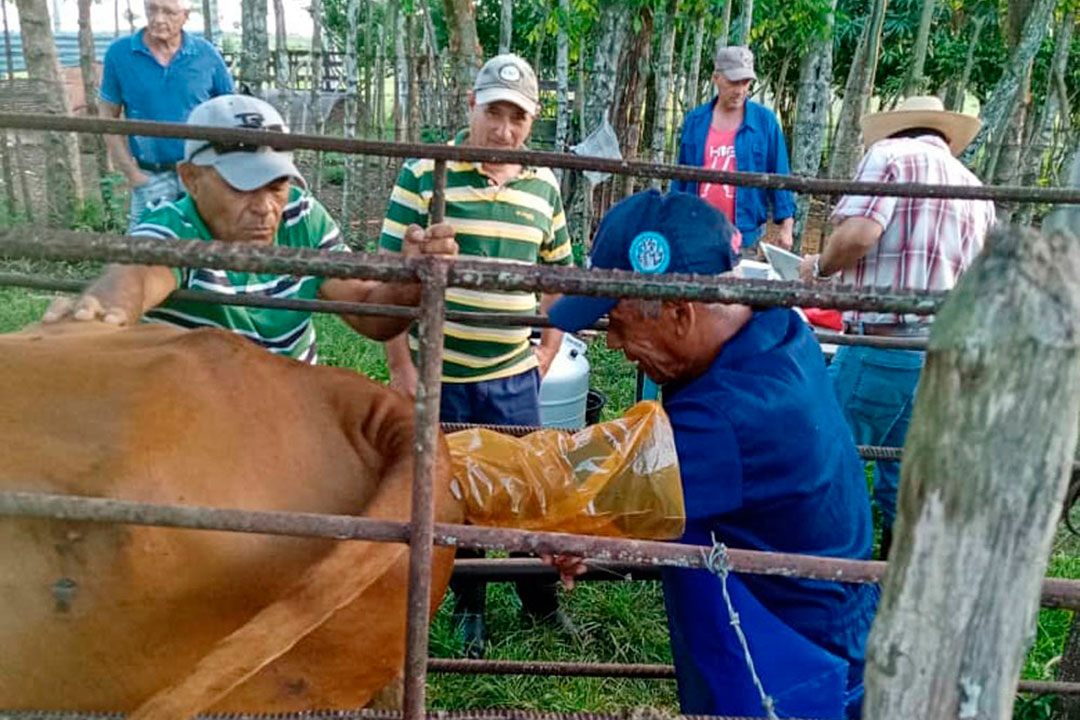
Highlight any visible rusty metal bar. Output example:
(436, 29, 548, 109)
(0, 231, 946, 314)
(403, 259, 449, 720)
(424, 659, 1080, 696)
(0, 112, 1075, 204)
(451, 557, 661, 581)
(431, 159, 447, 224)
(0, 709, 804, 720)
(5, 490, 1080, 609)
(0, 271, 930, 349)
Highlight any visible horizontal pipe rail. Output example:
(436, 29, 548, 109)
(3, 490, 1080, 609)
(0, 710, 797, 720)
(451, 557, 661, 581)
(425, 659, 1080, 696)
(0, 271, 931, 349)
(0, 232, 946, 315)
(0, 113, 1075, 204)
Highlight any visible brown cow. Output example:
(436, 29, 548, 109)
(0, 322, 462, 718)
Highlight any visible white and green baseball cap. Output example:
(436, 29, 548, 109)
(183, 94, 306, 191)
(473, 54, 539, 116)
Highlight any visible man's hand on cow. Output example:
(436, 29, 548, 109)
(540, 552, 588, 591)
(42, 293, 133, 325)
(402, 222, 459, 259)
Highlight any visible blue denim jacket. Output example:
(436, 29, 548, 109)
(671, 98, 796, 247)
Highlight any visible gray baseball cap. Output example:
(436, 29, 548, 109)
(182, 94, 306, 192)
(474, 54, 539, 116)
(714, 46, 756, 82)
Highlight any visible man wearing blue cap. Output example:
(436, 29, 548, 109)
(545, 190, 877, 720)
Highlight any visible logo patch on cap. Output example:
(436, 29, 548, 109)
(629, 231, 671, 274)
(499, 64, 522, 82)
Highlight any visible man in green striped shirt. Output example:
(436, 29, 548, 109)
(43, 94, 457, 359)
(379, 54, 574, 655)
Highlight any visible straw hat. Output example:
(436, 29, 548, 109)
(861, 96, 981, 157)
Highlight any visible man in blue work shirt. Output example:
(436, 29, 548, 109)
(546, 190, 877, 720)
(671, 47, 795, 255)
(100, 0, 234, 230)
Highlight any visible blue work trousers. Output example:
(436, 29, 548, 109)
(827, 345, 925, 529)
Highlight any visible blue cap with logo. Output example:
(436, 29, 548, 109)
(548, 189, 738, 332)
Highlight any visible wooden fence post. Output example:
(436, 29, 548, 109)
(863, 221, 1080, 720)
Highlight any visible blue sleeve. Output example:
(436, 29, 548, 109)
(667, 400, 744, 519)
(768, 117, 796, 222)
(212, 53, 235, 95)
(99, 46, 122, 105)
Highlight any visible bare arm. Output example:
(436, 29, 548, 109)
(319, 277, 423, 342)
(774, 217, 794, 250)
(323, 222, 458, 343)
(100, 100, 147, 187)
(42, 264, 178, 324)
(798, 216, 884, 282)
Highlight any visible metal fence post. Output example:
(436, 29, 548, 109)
(403, 158, 449, 720)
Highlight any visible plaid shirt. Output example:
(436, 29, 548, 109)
(831, 135, 996, 325)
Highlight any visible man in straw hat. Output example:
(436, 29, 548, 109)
(671, 45, 796, 255)
(799, 96, 996, 557)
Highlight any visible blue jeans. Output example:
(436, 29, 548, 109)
(828, 345, 924, 528)
(442, 370, 557, 619)
(128, 170, 183, 231)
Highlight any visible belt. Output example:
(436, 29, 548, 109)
(845, 322, 931, 338)
(136, 160, 177, 173)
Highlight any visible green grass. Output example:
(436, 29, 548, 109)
(2, 279, 1079, 717)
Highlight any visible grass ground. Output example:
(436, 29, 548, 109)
(0, 273, 1076, 718)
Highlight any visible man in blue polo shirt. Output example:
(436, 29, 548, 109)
(546, 190, 878, 720)
(100, 0, 234, 230)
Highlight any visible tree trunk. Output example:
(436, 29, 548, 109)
(650, 0, 678, 178)
(684, 8, 706, 114)
(863, 222, 1080, 720)
(240, 0, 269, 93)
(555, 0, 570, 155)
(532, 0, 550, 81)
(15, 0, 82, 227)
(946, 14, 985, 112)
(406, 10, 420, 142)
(341, 0, 361, 242)
(584, 2, 628, 134)
(904, 0, 936, 96)
(391, 0, 406, 142)
(499, 0, 513, 55)
(736, 0, 753, 45)
(1016, 9, 1074, 227)
(442, 0, 482, 131)
(790, 0, 836, 247)
(717, 0, 733, 48)
(422, 7, 446, 138)
(271, 0, 288, 87)
(2, 0, 31, 222)
(960, 0, 1057, 167)
(77, 0, 110, 186)
(617, 5, 652, 197)
(829, 0, 888, 180)
(309, 0, 324, 193)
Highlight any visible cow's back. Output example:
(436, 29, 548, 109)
(0, 323, 461, 713)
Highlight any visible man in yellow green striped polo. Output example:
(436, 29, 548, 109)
(379, 54, 573, 657)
